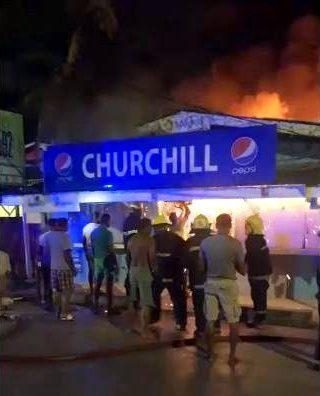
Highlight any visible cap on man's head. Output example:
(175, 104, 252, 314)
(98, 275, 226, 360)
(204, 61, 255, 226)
(216, 213, 232, 228)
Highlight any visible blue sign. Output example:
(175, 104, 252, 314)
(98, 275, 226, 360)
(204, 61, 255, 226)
(44, 125, 276, 193)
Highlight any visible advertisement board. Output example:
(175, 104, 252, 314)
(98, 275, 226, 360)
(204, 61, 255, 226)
(44, 125, 276, 193)
(0, 110, 24, 189)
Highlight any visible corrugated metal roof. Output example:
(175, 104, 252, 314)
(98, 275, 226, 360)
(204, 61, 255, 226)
(139, 111, 320, 185)
(138, 111, 320, 138)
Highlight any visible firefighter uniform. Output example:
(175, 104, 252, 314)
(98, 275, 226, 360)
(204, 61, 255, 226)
(245, 214, 272, 326)
(152, 215, 187, 329)
(185, 215, 211, 335)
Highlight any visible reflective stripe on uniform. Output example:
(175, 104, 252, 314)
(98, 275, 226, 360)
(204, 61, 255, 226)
(189, 246, 200, 252)
(123, 230, 138, 236)
(162, 278, 173, 282)
(249, 275, 270, 280)
(114, 243, 125, 249)
(156, 253, 171, 257)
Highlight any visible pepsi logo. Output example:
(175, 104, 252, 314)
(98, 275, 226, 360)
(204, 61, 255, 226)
(231, 137, 258, 166)
(54, 153, 73, 176)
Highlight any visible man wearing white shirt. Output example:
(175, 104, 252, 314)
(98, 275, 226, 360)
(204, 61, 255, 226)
(38, 218, 56, 309)
(82, 212, 100, 296)
(43, 218, 76, 321)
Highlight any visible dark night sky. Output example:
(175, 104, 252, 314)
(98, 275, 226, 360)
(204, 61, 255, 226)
(0, 0, 319, 142)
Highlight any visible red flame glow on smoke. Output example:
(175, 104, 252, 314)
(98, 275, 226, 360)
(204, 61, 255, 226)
(173, 15, 320, 121)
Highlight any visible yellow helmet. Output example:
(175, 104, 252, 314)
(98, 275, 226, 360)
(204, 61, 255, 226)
(245, 214, 264, 235)
(192, 214, 210, 230)
(153, 214, 170, 226)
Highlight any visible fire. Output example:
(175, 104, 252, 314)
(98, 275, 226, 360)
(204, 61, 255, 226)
(172, 15, 320, 122)
(230, 92, 289, 119)
(172, 66, 319, 121)
(172, 79, 292, 121)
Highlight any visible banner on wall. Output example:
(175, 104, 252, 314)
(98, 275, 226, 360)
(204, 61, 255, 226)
(44, 125, 277, 193)
(0, 110, 24, 188)
(23, 193, 80, 213)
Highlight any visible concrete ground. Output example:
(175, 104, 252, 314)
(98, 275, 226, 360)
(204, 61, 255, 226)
(1, 344, 320, 396)
(0, 303, 142, 358)
(1, 300, 319, 396)
(0, 301, 318, 360)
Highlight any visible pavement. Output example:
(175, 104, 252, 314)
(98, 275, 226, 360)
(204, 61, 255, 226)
(1, 299, 319, 396)
(1, 344, 320, 396)
(0, 319, 19, 340)
(0, 300, 318, 363)
(0, 301, 141, 360)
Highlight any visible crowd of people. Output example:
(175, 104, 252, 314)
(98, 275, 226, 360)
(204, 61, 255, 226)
(37, 205, 272, 365)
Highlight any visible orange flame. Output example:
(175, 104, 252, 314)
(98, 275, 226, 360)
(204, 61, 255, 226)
(173, 15, 320, 122)
(230, 92, 289, 119)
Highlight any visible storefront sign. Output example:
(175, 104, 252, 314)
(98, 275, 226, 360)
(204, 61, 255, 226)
(0, 110, 24, 188)
(44, 125, 276, 193)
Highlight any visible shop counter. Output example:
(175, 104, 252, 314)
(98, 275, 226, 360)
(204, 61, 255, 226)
(270, 248, 320, 256)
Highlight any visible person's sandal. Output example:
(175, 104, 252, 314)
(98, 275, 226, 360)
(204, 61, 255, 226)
(60, 313, 74, 321)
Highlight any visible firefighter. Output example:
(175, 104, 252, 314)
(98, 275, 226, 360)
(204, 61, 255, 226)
(152, 214, 187, 331)
(123, 204, 142, 297)
(185, 215, 211, 337)
(245, 214, 272, 327)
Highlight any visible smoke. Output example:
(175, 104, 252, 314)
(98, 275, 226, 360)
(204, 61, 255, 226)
(39, 11, 320, 144)
(39, 69, 177, 143)
(173, 15, 320, 121)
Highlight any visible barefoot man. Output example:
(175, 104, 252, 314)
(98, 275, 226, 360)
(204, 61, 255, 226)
(200, 214, 246, 365)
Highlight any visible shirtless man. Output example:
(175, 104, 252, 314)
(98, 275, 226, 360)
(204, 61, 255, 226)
(127, 218, 156, 335)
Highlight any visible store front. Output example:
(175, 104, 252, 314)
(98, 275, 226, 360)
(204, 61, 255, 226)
(3, 122, 319, 325)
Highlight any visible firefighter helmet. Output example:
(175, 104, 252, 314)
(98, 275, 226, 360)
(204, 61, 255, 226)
(192, 214, 210, 230)
(153, 214, 170, 226)
(245, 214, 264, 235)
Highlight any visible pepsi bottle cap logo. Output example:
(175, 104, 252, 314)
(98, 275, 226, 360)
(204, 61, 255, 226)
(55, 153, 73, 176)
(231, 137, 258, 166)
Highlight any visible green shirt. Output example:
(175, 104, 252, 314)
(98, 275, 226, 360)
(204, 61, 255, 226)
(91, 225, 113, 259)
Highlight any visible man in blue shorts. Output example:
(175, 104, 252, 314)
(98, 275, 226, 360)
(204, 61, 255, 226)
(91, 214, 117, 315)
